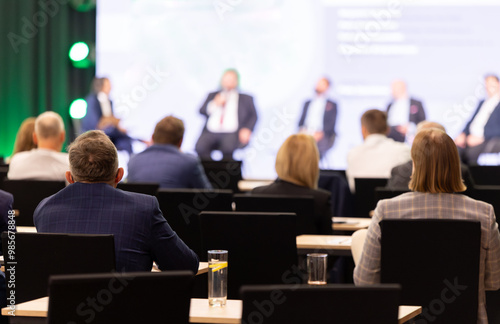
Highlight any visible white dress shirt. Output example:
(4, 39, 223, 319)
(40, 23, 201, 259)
(206, 90, 239, 133)
(346, 134, 411, 192)
(8, 148, 69, 181)
(303, 96, 326, 133)
(97, 92, 113, 117)
(387, 98, 410, 126)
(469, 94, 500, 137)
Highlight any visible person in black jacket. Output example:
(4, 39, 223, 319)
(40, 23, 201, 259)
(252, 134, 333, 235)
(298, 77, 338, 159)
(195, 69, 258, 160)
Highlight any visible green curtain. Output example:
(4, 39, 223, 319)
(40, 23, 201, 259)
(0, 0, 95, 158)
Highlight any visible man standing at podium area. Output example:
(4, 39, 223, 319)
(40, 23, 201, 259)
(298, 77, 338, 159)
(34, 130, 199, 273)
(195, 69, 258, 160)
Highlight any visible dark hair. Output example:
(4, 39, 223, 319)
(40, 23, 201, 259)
(91, 77, 110, 94)
(152, 116, 184, 145)
(361, 109, 388, 135)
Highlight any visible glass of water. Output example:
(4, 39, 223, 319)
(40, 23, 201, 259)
(208, 250, 228, 307)
(307, 253, 327, 285)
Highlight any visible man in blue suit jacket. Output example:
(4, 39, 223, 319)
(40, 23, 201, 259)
(456, 74, 500, 164)
(34, 130, 199, 273)
(82, 77, 133, 153)
(128, 116, 212, 189)
(195, 69, 258, 160)
(298, 77, 338, 159)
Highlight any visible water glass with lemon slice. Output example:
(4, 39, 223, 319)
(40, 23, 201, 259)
(208, 250, 228, 306)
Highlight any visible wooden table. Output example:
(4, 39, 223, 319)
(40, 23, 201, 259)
(17, 226, 37, 233)
(1, 297, 421, 324)
(296, 235, 352, 256)
(238, 180, 273, 192)
(332, 217, 371, 232)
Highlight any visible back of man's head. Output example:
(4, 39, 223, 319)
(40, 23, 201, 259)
(361, 109, 388, 137)
(68, 130, 118, 183)
(152, 116, 184, 147)
(34, 112, 65, 150)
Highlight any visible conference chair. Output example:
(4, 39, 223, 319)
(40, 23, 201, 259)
(200, 211, 299, 299)
(467, 185, 500, 218)
(374, 187, 409, 205)
(353, 178, 388, 217)
(156, 189, 233, 261)
(380, 219, 481, 324)
(117, 182, 159, 196)
(240, 284, 401, 324)
(1, 232, 116, 304)
(47, 271, 193, 324)
(1, 180, 65, 226)
(318, 169, 354, 217)
(0, 164, 7, 189)
(233, 194, 321, 234)
(201, 160, 242, 193)
(469, 166, 500, 186)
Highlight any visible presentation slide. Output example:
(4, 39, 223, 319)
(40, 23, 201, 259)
(96, 0, 500, 178)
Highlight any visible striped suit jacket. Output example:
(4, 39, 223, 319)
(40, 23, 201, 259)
(354, 192, 500, 324)
(34, 182, 199, 273)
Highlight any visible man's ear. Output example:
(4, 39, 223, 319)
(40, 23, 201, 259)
(115, 167, 125, 184)
(177, 137, 183, 149)
(65, 171, 75, 184)
(60, 130, 66, 143)
(32, 132, 38, 145)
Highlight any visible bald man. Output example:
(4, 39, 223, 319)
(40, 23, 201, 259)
(8, 111, 69, 181)
(386, 80, 426, 142)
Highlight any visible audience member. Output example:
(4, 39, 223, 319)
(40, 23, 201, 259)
(346, 109, 411, 191)
(0, 190, 14, 254)
(34, 130, 199, 273)
(354, 128, 500, 323)
(8, 112, 68, 181)
(298, 77, 338, 159)
(387, 121, 474, 189)
(252, 134, 333, 235)
(455, 74, 500, 164)
(127, 116, 212, 189)
(8, 117, 36, 162)
(386, 80, 426, 143)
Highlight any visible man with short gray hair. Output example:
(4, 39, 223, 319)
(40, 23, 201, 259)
(34, 130, 199, 273)
(8, 111, 68, 181)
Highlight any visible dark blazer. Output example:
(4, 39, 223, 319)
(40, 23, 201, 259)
(463, 100, 500, 140)
(252, 179, 333, 235)
(127, 144, 212, 189)
(34, 182, 199, 273)
(81, 94, 108, 132)
(386, 160, 474, 189)
(386, 98, 426, 142)
(199, 91, 258, 132)
(298, 99, 337, 137)
(0, 190, 14, 255)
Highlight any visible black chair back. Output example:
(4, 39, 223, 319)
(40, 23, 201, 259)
(1, 180, 65, 226)
(467, 185, 500, 218)
(354, 178, 388, 217)
(1, 232, 115, 303)
(380, 219, 481, 324)
(233, 194, 318, 234)
(374, 187, 410, 205)
(199, 212, 298, 298)
(469, 166, 500, 186)
(117, 182, 159, 196)
(156, 189, 233, 261)
(0, 164, 8, 189)
(48, 271, 193, 324)
(240, 284, 401, 324)
(201, 160, 242, 192)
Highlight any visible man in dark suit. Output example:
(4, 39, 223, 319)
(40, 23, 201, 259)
(0, 191, 11, 324)
(386, 80, 426, 143)
(127, 116, 212, 189)
(82, 77, 133, 153)
(298, 77, 338, 159)
(455, 74, 500, 164)
(34, 130, 199, 273)
(195, 69, 258, 160)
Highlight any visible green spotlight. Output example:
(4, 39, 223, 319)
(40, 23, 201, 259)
(69, 98, 87, 119)
(69, 42, 90, 62)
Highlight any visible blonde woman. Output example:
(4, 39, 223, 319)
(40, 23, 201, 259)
(7, 117, 37, 163)
(252, 134, 333, 234)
